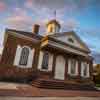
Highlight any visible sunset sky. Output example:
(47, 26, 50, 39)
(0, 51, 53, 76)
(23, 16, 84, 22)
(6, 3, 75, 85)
(0, 0, 100, 63)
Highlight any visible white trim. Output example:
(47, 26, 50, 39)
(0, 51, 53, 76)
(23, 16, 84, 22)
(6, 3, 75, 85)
(81, 62, 90, 78)
(38, 51, 53, 71)
(68, 59, 78, 76)
(14, 45, 35, 68)
(14, 45, 22, 66)
(38, 51, 44, 70)
(41, 40, 88, 57)
(27, 49, 35, 68)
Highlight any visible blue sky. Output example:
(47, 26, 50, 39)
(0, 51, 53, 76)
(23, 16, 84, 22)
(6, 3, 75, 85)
(0, 0, 100, 63)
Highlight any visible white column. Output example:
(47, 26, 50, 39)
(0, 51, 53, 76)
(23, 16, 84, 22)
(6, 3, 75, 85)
(87, 64, 90, 77)
(38, 51, 44, 70)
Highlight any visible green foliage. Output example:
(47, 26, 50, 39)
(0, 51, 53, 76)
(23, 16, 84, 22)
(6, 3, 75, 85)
(96, 84, 100, 87)
(95, 74, 100, 84)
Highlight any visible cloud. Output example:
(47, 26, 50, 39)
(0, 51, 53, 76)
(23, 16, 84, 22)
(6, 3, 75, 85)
(24, 0, 82, 32)
(25, 0, 74, 10)
(65, 19, 80, 30)
(0, 1, 6, 12)
(5, 8, 33, 31)
(24, 0, 91, 14)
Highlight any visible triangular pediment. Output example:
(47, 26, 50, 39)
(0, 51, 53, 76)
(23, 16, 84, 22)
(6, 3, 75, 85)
(49, 31, 90, 52)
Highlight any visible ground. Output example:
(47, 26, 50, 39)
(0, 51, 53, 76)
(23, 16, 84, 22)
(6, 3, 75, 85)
(0, 82, 100, 99)
(0, 97, 100, 100)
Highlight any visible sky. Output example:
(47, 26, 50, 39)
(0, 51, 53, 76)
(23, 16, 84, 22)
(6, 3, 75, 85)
(0, 0, 100, 63)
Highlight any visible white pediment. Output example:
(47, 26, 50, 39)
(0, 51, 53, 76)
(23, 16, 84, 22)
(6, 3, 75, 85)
(51, 32, 90, 52)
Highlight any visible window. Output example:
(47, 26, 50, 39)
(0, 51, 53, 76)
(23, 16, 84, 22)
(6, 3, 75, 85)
(42, 52, 49, 70)
(19, 47, 29, 66)
(81, 62, 89, 78)
(68, 38, 74, 43)
(68, 59, 78, 76)
(70, 59, 76, 74)
(83, 63, 87, 76)
(50, 26, 53, 32)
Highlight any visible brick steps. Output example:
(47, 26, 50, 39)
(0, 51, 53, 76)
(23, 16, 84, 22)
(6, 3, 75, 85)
(32, 78, 96, 90)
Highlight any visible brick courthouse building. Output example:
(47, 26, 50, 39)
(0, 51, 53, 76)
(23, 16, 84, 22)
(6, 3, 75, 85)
(0, 19, 94, 90)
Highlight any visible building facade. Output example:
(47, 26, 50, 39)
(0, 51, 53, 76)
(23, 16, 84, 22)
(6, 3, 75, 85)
(0, 19, 94, 90)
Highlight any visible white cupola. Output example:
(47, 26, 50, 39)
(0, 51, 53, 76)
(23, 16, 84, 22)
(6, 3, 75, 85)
(46, 19, 61, 34)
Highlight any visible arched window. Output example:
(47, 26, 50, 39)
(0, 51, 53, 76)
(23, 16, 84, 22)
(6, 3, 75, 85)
(42, 51, 49, 70)
(19, 47, 30, 66)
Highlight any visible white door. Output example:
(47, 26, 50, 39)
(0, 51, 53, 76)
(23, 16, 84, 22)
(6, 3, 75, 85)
(54, 56, 65, 80)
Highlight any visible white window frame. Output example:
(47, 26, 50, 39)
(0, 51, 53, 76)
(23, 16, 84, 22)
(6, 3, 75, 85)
(19, 46, 30, 66)
(38, 51, 53, 71)
(81, 62, 90, 78)
(68, 59, 78, 76)
(14, 45, 35, 68)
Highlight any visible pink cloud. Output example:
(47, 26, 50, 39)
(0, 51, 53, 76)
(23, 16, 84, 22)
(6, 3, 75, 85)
(25, 0, 33, 9)
(5, 8, 33, 31)
(0, 1, 6, 12)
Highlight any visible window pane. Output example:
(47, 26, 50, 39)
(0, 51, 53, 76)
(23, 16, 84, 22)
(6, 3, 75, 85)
(42, 52, 49, 70)
(83, 63, 87, 76)
(19, 47, 29, 66)
(71, 59, 76, 74)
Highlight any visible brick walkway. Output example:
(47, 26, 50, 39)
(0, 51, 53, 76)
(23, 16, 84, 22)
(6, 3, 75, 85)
(0, 82, 100, 97)
(0, 97, 100, 100)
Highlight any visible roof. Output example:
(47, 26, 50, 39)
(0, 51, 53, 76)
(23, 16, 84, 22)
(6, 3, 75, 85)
(5, 29, 90, 53)
(6, 29, 43, 40)
(43, 31, 91, 53)
(46, 19, 61, 28)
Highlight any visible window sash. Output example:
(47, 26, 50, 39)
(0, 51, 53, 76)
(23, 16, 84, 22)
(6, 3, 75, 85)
(68, 59, 78, 76)
(81, 62, 90, 78)
(42, 52, 49, 70)
(19, 47, 29, 66)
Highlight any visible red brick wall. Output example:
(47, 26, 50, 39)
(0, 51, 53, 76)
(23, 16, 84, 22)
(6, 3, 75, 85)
(0, 33, 40, 82)
(0, 64, 37, 82)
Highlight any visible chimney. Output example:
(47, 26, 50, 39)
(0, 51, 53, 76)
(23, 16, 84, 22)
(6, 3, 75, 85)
(33, 24, 40, 34)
